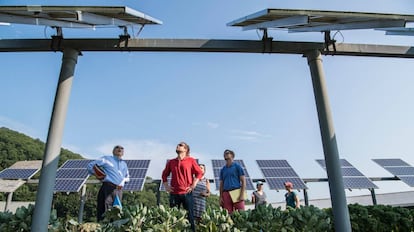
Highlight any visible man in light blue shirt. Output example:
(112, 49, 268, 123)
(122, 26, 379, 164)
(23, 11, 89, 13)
(87, 145, 129, 221)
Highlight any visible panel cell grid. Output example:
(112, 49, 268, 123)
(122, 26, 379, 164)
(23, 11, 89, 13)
(398, 176, 414, 187)
(261, 168, 299, 178)
(56, 169, 89, 179)
(343, 177, 378, 189)
(129, 169, 148, 178)
(373, 158, 414, 187)
(0, 168, 38, 180)
(54, 179, 86, 192)
(385, 167, 414, 176)
(60, 160, 91, 169)
(341, 167, 364, 176)
(256, 160, 290, 168)
(123, 178, 145, 191)
(316, 159, 378, 189)
(256, 160, 307, 190)
(372, 159, 409, 167)
(125, 160, 150, 168)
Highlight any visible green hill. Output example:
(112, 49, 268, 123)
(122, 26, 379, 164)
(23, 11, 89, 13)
(0, 127, 84, 170)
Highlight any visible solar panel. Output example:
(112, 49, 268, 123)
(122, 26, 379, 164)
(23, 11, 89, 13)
(56, 169, 89, 179)
(343, 177, 378, 189)
(0, 168, 38, 180)
(54, 179, 87, 192)
(124, 159, 150, 191)
(54, 160, 92, 192)
(60, 160, 91, 169)
(373, 158, 410, 167)
(373, 158, 414, 187)
(228, 9, 414, 33)
(211, 159, 255, 191)
(125, 160, 151, 168)
(316, 159, 378, 189)
(124, 178, 145, 191)
(256, 160, 307, 190)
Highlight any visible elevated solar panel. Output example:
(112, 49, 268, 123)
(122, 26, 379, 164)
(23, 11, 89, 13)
(256, 160, 307, 190)
(54, 159, 150, 192)
(54, 159, 91, 192)
(316, 159, 378, 189)
(0, 168, 39, 179)
(227, 9, 414, 33)
(0, 160, 42, 180)
(0, 5, 162, 28)
(123, 159, 150, 191)
(373, 158, 414, 187)
(211, 159, 255, 190)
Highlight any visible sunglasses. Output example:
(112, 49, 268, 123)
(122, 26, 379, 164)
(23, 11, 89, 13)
(115, 146, 124, 150)
(178, 143, 186, 147)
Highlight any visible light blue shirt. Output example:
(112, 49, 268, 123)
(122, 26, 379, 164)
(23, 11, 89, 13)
(87, 156, 130, 186)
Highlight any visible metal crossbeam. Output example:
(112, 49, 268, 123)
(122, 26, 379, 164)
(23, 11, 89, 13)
(0, 38, 413, 58)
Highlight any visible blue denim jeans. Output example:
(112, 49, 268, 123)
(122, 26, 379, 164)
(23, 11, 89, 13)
(169, 193, 195, 231)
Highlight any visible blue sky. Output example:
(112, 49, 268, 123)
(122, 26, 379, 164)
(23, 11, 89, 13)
(1, 0, 414, 203)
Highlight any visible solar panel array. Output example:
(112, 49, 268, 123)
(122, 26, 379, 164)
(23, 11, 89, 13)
(54, 160, 91, 192)
(123, 160, 150, 191)
(256, 160, 307, 190)
(211, 159, 254, 190)
(316, 159, 378, 189)
(373, 158, 414, 187)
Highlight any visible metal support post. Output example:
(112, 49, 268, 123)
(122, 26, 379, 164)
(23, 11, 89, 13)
(78, 184, 87, 223)
(305, 49, 351, 232)
(31, 48, 79, 232)
(370, 188, 377, 205)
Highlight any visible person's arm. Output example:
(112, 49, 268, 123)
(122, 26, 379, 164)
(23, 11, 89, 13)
(251, 192, 256, 203)
(161, 161, 172, 192)
(219, 179, 224, 206)
(238, 175, 246, 201)
(205, 178, 210, 197)
(294, 192, 300, 208)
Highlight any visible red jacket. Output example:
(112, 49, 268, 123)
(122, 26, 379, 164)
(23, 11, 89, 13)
(162, 156, 203, 194)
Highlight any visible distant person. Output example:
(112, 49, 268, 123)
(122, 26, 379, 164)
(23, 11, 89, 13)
(87, 145, 130, 221)
(193, 163, 211, 222)
(251, 181, 267, 209)
(219, 149, 246, 214)
(284, 181, 300, 209)
(162, 142, 203, 232)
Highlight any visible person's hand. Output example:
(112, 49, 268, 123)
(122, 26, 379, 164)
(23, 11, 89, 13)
(165, 185, 173, 193)
(186, 186, 194, 193)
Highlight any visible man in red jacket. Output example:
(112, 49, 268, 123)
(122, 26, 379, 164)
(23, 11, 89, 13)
(162, 141, 203, 232)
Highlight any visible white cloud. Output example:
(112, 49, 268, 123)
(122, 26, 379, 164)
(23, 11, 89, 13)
(230, 129, 272, 141)
(207, 122, 219, 129)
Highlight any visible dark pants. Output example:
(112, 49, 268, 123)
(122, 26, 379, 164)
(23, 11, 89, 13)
(170, 193, 196, 231)
(97, 182, 123, 221)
